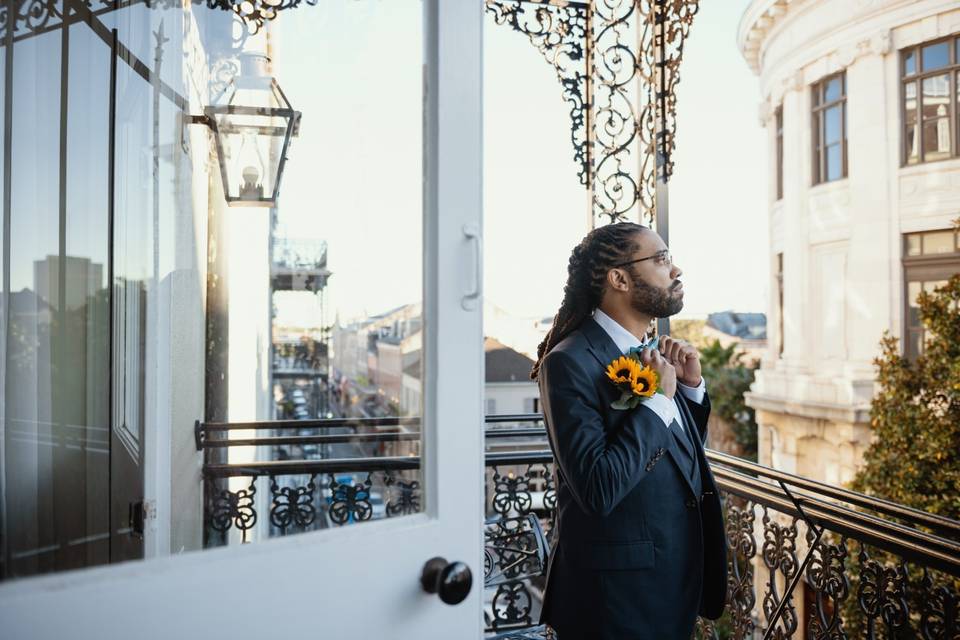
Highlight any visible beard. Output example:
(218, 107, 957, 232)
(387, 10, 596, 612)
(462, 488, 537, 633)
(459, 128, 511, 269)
(629, 274, 683, 318)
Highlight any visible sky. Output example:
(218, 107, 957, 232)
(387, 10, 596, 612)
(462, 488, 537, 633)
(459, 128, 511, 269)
(274, 0, 767, 327)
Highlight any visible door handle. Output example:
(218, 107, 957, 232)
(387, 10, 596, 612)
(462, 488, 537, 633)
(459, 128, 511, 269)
(420, 557, 472, 605)
(461, 223, 481, 311)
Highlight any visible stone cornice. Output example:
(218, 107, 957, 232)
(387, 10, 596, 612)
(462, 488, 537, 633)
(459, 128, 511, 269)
(745, 392, 872, 424)
(739, 0, 957, 92)
(737, 0, 794, 75)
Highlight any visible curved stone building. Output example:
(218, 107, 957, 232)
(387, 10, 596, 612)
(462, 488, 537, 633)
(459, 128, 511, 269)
(738, 0, 960, 487)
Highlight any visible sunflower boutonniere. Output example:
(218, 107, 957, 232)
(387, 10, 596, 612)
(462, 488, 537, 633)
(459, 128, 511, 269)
(604, 353, 660, 410)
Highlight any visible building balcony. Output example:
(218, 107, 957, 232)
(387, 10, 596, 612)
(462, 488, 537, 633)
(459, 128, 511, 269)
(271, 238, 332, 292)
(196, 414, 960, 639)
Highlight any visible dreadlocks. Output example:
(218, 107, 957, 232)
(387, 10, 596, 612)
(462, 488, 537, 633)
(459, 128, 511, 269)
(530, 222, 650, 380)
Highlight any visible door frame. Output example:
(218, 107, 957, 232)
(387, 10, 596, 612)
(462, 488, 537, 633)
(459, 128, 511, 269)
(0, 1, 485, 638)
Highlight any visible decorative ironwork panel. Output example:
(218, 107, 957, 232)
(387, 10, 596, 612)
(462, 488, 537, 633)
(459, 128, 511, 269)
(492, 466, 534, 516)
(487, 0, 702, 227)
(920, 568, 959, 639)
(725, 500, 757, 640)
(760, 507, 799, 639)
(384, 471, 421, 517)
(485, 0, 590, 187)
(484, 513, 550, 632)
(484, 514, 549, 587)
(206, 476, 258, 542)
(491, 580, 536, 631)
(692, 616, 718, 639)
(857, 546, 909, 637)
(326, 472, 373, 525)
(269, 474, 318, 531)
(804, 529, 849, 639)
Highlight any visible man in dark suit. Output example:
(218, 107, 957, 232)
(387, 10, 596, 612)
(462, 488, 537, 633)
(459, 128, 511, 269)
(530, 222, 727, 639)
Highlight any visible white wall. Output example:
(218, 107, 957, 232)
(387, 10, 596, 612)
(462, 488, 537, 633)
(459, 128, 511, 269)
(484, 382, 539, 416)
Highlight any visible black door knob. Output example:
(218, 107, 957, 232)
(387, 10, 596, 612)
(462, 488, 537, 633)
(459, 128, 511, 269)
(420, 557, 472, 605)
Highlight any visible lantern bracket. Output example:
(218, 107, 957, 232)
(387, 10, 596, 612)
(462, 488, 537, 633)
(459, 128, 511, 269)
(187, 114, 213, 128)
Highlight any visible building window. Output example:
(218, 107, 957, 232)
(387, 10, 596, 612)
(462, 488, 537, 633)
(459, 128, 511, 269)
(811, 72, 847, 184)
(902, 34, 960, 165)
(776, 253, 784, 357)
(775, 106, 784, 200)
(902, 229, 960, 360)
(523, 397, 539, 414)
(485, 398, 497, 415)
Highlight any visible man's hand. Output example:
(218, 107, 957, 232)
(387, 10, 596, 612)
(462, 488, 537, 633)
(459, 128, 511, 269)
(658, 336, 702, 387)
(639, 348, 677, 399)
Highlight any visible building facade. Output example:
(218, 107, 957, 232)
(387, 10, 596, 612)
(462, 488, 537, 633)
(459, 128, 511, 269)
(739, 0, 960, 488)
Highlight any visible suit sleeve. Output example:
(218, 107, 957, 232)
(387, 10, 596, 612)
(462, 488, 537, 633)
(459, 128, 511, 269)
(685, 392, 711, 446)
(539, 349, 672, 518)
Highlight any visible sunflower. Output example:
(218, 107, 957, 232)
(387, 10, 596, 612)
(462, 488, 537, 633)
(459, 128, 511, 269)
(630, 367, 658, 397)
(605, 356, 641, 386)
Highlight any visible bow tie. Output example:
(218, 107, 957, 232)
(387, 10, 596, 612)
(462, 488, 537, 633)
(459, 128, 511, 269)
(626, 335, 659, 356)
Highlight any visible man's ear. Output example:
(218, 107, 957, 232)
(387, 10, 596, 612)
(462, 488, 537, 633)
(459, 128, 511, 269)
(607, 267, 629, 293)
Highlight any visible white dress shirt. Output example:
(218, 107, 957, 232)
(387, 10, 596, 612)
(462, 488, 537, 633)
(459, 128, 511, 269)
(593, 308, 706, 432)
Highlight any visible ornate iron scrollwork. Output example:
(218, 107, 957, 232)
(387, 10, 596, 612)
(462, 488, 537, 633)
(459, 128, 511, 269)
(804, 529, 849, 639)
(269, 474, 318, 531)
(487, 0, 701, 226)
(384, 471, 421, 517)
(726, 500, 757, 639)
(207, 476, 258, 540)
(326, 472, 373, 525)
(857, 546, 909, 636)
(485, 0, 589, 187)
(484, 511, 550, 631)
(920, 568, 959, 639)
(760, 507, 799, 639)
(492, 466, 534, 516)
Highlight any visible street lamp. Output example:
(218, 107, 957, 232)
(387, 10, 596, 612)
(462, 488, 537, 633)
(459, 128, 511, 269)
(198, 53, 301, 207)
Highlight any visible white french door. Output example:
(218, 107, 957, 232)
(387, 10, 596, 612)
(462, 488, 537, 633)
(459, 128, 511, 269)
(0, 1, 484, 637)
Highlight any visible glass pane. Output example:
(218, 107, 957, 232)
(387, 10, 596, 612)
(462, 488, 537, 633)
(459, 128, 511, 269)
(922, 231, 955, 254)
(905, 82, 918, 163)
(923, 280, 948, 293)
(922, 74, 950, 119)
(904, 50, 916, 76)
(909, 330, 923, 359)
(64, 21, 112, 569)
(907, 281, 922, 327)
(922, 118, 952, 160)
(825, 143, 843, 182)
(824, 76, 842, 102)
(203, 0, 426, 546)
(905, 234, 922, 256)
(825, 105, 842, 144)
(4, 34, 80, 578)
(1, 0, 428, 577)
(921, 41, 950, 71)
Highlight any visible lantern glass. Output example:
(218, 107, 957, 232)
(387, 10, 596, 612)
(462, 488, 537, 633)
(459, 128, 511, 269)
(206, 54, 300, 207)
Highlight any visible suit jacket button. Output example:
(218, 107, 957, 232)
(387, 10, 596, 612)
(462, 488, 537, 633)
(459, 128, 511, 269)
(685, 498, 697, 509)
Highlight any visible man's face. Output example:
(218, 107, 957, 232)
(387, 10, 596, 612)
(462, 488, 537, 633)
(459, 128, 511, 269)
(621, 231, 685, 318)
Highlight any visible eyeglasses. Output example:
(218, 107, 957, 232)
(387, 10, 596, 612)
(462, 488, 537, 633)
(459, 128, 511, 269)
(613, 250, 672, 269)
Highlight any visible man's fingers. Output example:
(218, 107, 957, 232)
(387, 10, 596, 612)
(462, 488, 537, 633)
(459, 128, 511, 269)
(669, 340, 683, 362)
(658, 336, 672, 356)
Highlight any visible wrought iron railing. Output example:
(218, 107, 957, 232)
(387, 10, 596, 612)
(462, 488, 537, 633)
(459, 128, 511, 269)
(197, 414, 960, 639)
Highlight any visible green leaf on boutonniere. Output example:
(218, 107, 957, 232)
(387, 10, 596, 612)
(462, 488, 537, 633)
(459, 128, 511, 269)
(611, 392, 641, 411)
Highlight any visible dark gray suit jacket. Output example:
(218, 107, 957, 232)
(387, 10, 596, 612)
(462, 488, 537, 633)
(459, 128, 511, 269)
(537, 316, 727, 639)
